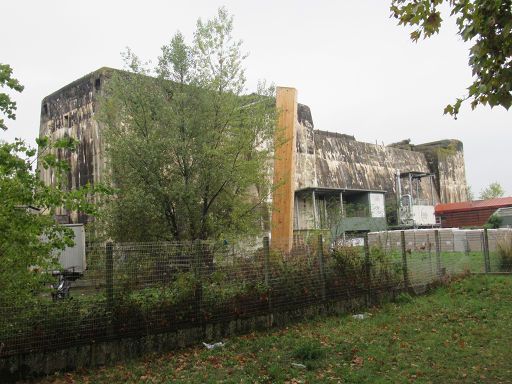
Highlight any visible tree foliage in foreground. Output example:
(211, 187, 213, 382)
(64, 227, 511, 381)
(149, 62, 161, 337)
(0, 63, 24, 131)
(391, 0, 512, 117)
(0, 65, 104, 306)
(479, 181, 505, 200)
(99, 8, 276, 242)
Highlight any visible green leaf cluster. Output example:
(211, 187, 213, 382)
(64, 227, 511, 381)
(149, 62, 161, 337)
(484, 213, 503, 228)
(479, 180, 505, 199)
(0, 63, 24, 131)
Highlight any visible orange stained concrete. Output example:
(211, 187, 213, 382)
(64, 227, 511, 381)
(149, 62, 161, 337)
(271, 87, 297, 253)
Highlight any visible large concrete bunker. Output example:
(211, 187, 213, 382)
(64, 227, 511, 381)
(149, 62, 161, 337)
(38, 70, 468, 249)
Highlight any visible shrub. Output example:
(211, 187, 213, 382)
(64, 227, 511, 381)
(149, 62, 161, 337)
(369, 245, 402, 289)
(268, 254, 321, 307)
(330, 244, 364, 274)
(484, 214, 502, 229)
(323, 243, 366, 297)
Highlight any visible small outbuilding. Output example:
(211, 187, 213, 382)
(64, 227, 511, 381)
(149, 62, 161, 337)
(435, 197, 512, 228)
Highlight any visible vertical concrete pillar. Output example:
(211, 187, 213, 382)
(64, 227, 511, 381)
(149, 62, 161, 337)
(271, 87, 297, 253)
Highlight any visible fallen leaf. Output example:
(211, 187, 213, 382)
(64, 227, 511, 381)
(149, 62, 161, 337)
(351, 356, 364, 367)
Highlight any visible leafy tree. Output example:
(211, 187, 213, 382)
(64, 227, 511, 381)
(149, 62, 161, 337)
(390, 0, 512, 118)
(0, 66, 103, 306)
(99, 8, 276, 242)
(0, 63, 24, 131)
(467, 185, 475, 200)
(479, 181, 505, 199)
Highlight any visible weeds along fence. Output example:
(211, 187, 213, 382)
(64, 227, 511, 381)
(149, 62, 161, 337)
(1, 229, 512, 362)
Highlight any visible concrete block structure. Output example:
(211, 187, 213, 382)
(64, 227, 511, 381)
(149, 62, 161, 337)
(270, 88, 468, 250)
(38, 68, 468, 245)
(39, 68, 111, 223)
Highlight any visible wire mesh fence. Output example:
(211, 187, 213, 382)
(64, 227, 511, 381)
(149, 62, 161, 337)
(1, 228, 512, 359)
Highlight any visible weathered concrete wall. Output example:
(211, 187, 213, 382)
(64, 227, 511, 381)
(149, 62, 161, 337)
(294, 194, 316, 230)
(38, 70, 467, 227)
(295, 110, 439, 204)
(414, 140, 468, 203)
(295, 104, 317, 190)
(294, 107, 466, 206)
(38, 68, 110, 223)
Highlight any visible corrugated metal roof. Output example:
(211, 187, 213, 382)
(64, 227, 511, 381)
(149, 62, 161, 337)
(435, 197, 512, 214)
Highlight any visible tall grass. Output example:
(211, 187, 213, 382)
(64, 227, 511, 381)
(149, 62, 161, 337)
(497, 233, 512, 271)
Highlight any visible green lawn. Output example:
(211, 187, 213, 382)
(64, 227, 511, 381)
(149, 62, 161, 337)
(30, 275, 512, 384)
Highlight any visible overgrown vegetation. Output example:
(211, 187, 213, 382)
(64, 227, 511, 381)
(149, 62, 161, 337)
(485, 213, 502, 229)
(5, 229, 505, 364)
(0, 241, 405, 357)
(98, 8, 276, 242)
(0, 65, 106, 308)
(32, 275, 512, 383)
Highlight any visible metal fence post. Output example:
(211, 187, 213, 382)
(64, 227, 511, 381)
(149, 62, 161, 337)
(263, 237, 270, 286)
(105, 242, 114, 337)
(363, 233, 372, 305)
(105, 242, 114, 307)
(263, 236, 273, 326)
(464, 232, 470, 258)
(480, 231, 485, 272)
(400, 231, 410, 290)
(434, 230, 442, 278)
(317, 234, 326, 302)
(193, 240, 203, 326)
(427, 233, 433, 278)
(483, 228, 491, 273)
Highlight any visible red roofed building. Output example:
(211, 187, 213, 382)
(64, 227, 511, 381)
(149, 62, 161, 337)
(435, 197, 512, 228)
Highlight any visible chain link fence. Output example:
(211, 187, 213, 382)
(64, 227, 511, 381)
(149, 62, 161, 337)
(1, 228, 511, 362)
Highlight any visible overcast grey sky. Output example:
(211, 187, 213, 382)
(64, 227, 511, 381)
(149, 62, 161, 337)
(2, 0, 510, 197)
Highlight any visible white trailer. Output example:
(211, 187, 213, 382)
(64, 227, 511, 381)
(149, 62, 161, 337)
(56, 224, 86, 274)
